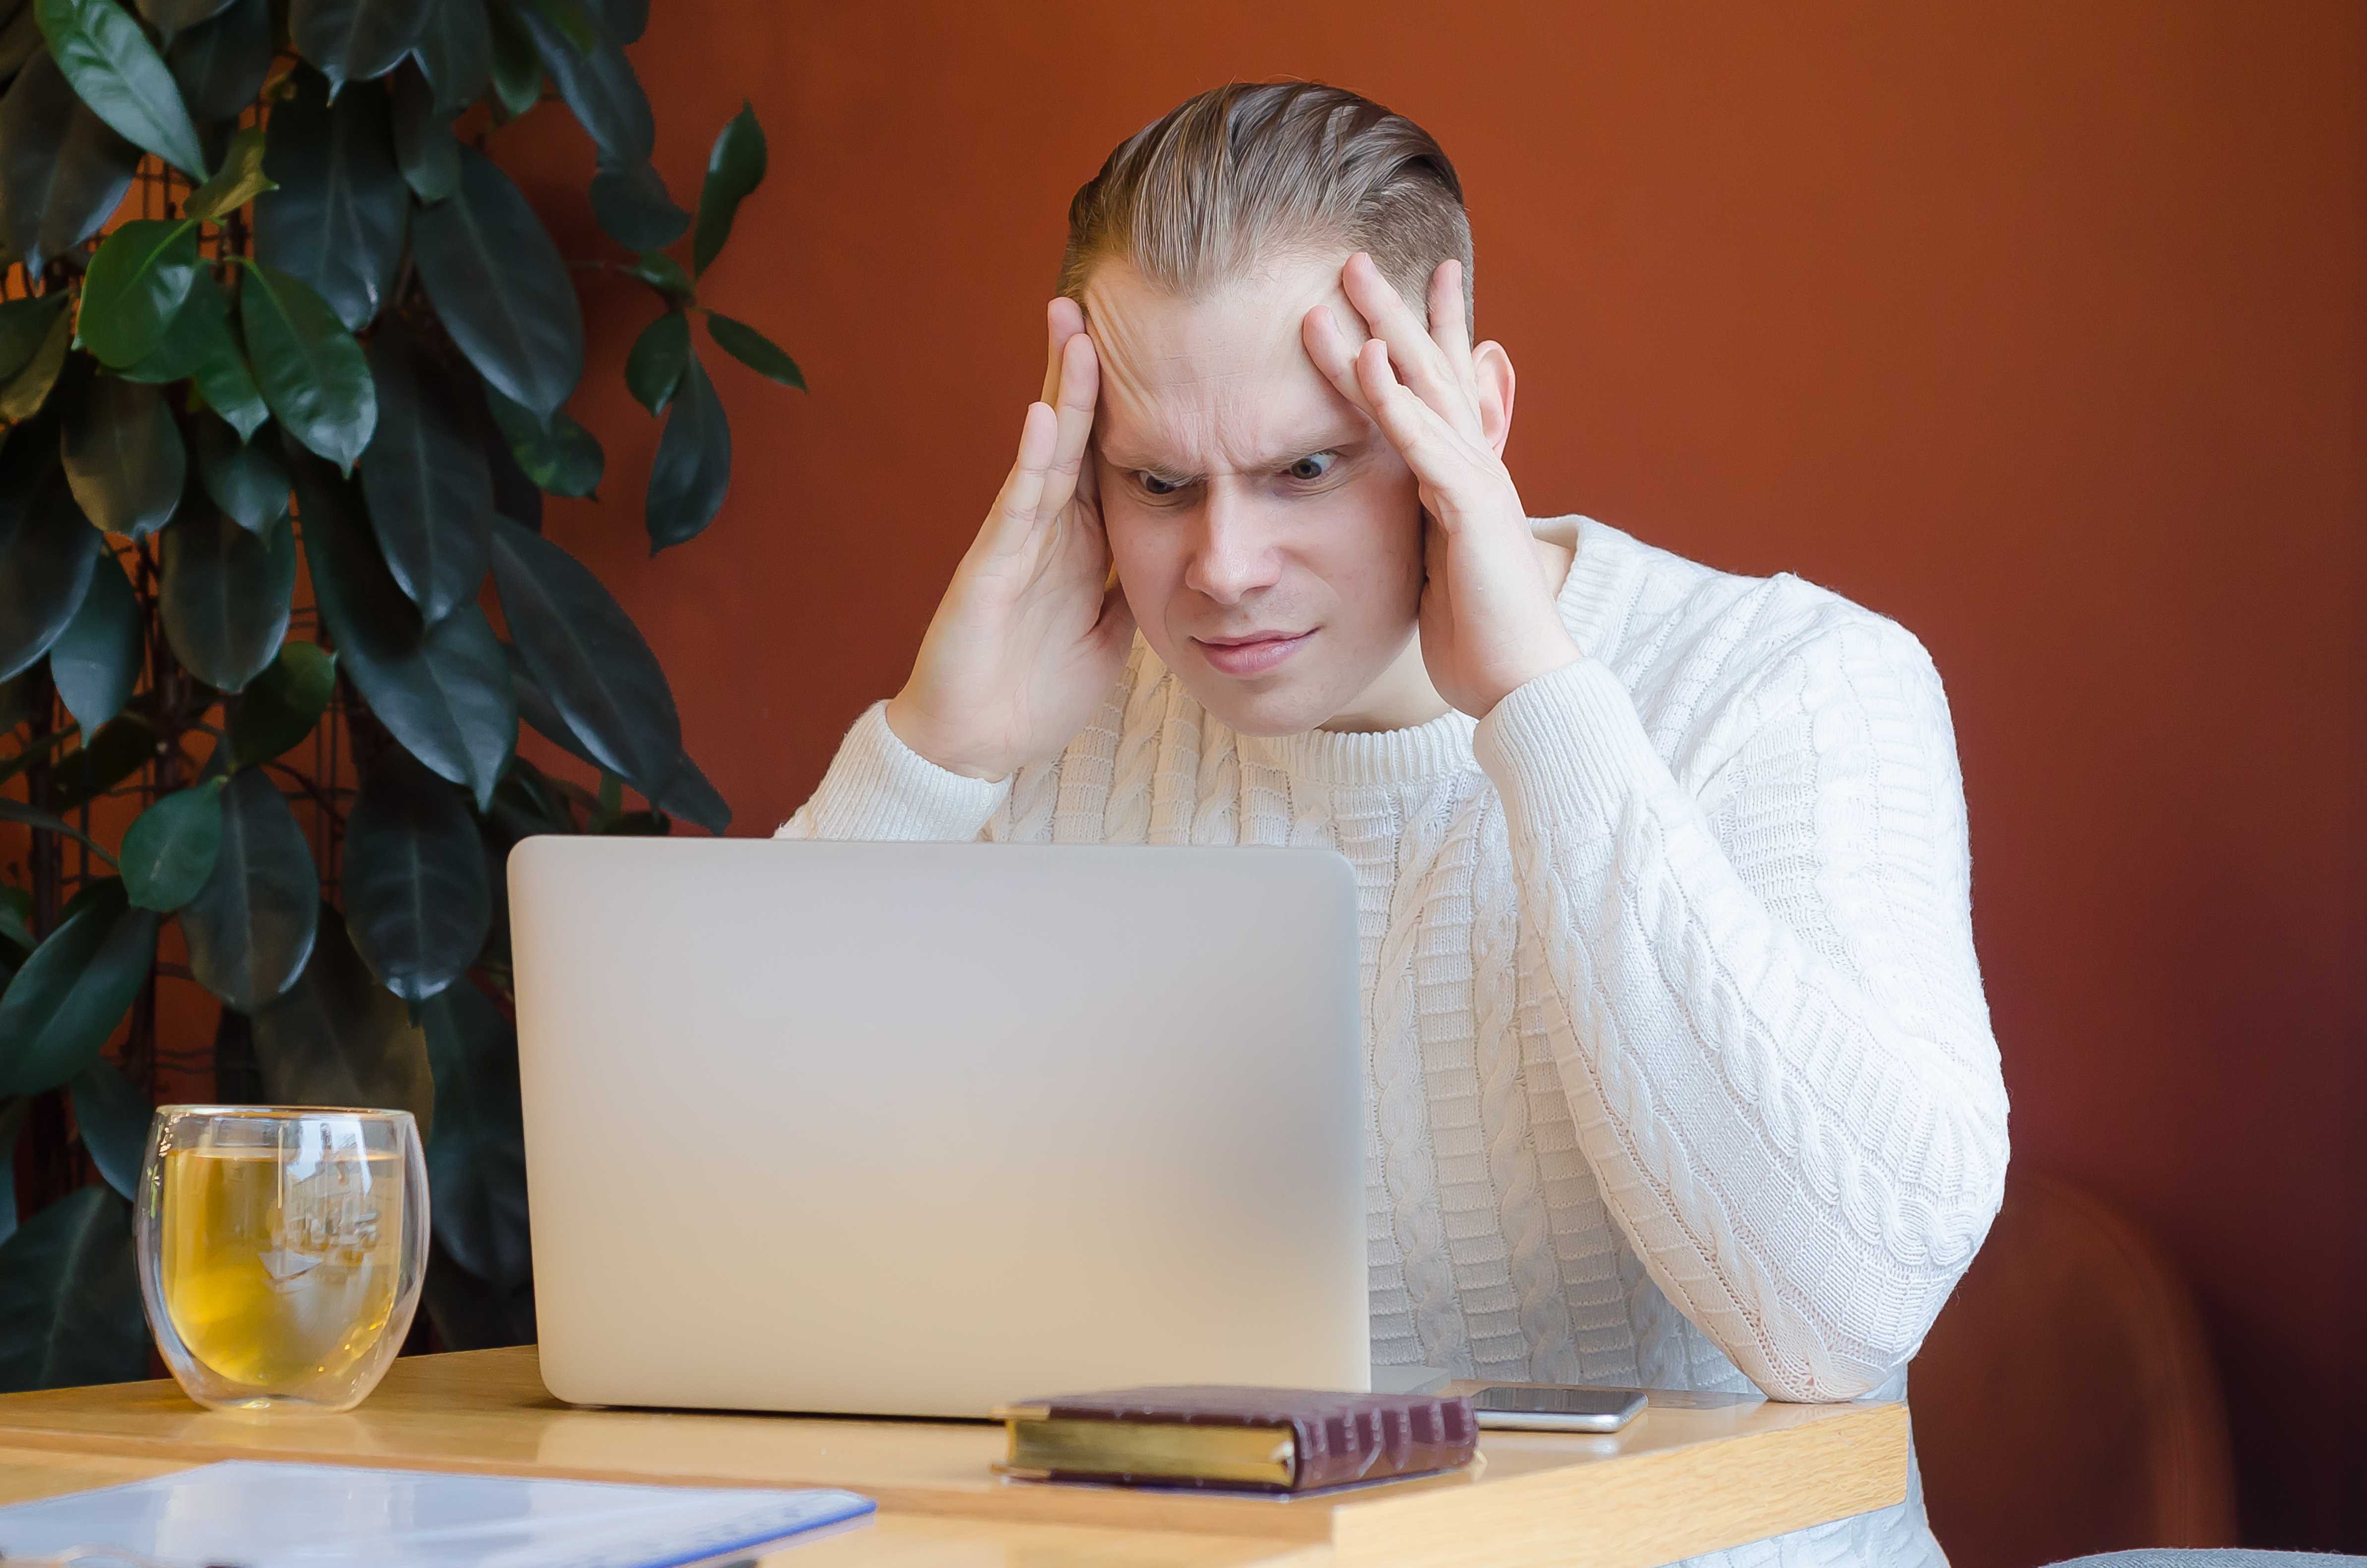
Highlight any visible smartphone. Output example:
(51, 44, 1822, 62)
(1469, 1385, 1648, 1432)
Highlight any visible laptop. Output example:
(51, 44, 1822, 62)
(508, 838, 1371, 1418)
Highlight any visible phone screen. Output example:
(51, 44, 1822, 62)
(1472, 1386, 1645, 1417)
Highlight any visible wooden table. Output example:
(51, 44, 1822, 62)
(0, 1348, 1910, 1567)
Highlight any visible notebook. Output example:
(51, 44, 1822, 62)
(0, 1462, 874, 1568)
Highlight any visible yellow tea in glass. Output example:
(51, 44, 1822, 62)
(137, 1107, 428, 1412)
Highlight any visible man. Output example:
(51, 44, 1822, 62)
(782, 81, 2008, 1565)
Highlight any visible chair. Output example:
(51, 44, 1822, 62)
(1911, 1171, 2239, 1568)
(2042, 1555, 2366, 1567)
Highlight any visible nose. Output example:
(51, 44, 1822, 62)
(1181, 484, 1284, 606)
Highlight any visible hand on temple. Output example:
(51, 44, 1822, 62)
(885, 297, 1136, 781)
(1302, 253, 1581, 719)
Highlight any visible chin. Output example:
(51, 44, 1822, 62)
(1170, 663, 1362, 738)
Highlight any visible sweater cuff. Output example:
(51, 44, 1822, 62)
(774, 701, 1010, 841)
(1471, 657, 1671, 830)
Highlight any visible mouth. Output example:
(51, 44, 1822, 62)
(1192, 629, 1314, 678)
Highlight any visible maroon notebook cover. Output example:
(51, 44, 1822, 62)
(1002, 1385, 1479, 1493)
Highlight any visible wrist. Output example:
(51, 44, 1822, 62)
(882, 693, 1010, 783)
(1478, 632, 1583, 717)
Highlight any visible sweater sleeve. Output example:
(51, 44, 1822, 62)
(774, 700, 1010, 841)
(1469, 625, 2010, 1402)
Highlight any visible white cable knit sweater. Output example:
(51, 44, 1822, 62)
(778, 514, 2010, 1566)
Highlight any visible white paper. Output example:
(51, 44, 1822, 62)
(0, 1461, 874, 1567)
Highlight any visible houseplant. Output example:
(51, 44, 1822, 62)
(0, 0, 800, 1386)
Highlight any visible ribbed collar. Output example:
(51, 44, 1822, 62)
(1232, 515, 1631, 789)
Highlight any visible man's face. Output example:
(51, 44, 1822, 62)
(1083, 253, 1428, 737)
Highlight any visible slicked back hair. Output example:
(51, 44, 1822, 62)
(1058, 81, 1475, 328)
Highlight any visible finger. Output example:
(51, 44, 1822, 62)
(1428, 259, 1480, 407)
(980, 401, 1058, 557)
(1040, 295, 1086, 404)
(1341, 252, 1480, 440)
(1038, 329, 1099, 519)
(1301, 303, 1382, 421)
(1352, 338, 1485, 517)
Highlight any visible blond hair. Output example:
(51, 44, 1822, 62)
(1058, 81, 1475, 327)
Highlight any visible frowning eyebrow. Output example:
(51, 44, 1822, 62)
(1097, 424, 1368, 481)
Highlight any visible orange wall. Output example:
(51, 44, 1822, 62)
(494, 2, 2365, 1546)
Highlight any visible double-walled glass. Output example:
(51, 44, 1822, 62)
(135, 1106, 429, 1413)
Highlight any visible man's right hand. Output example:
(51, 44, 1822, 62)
(883, 298, 1135, 782)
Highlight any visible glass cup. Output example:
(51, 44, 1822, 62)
(134, 1106, 429, 1413)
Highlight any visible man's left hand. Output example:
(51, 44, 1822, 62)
(1303, 252, 1581, 718)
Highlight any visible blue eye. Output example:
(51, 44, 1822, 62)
(1137, 472, 1181, 496)
(1286, 452, 1337, 482)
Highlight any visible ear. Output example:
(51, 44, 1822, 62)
(1472, 340, 1516, 459)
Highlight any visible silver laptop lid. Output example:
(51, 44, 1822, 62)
(510, 838, 1368, 1417)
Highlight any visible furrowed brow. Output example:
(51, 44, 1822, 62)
(1099, 425, 1367, 480)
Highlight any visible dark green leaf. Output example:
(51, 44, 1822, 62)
(504, 638, 596, 772)
(295, 452, 514, 808)
(0, 291, 68, 383)
(114, 262, 228, 383)
(166, 0, 269, 121)
(0, 879, 156, 1096)
(0, 464, 100, 682)
(161, 502, 294, 691)
(461, 369, 540, 530)
(41, 706, 151, 815)
(344, 747, 489, 1002)
(194, 411, 289, 534)
(254, 67, 405, 331)
(489, 517, 677, 794)
(409, 0, 487, 118)
(0, 1184, 148, 1394)
(120, 775, 224, 911)
(0, 797, 120, 862)
(0, 1099, 25, 1247)
(644, 350, 729, 550)
(181, 122, 272, 220)
(620, 248, 690, 301)
(588, 157, 685, 251)
(61, 375, 185, 538)
(483, 385, 598, 499)
(653, 751, 729, 834)
(389, 58, 457, 202)
(0, 296, 72, 421)
(180, 767, 317, 1011)
(135, 0, 233, 34)
(512, 0, 644, 164)
(692, 100, 764, 277)
(704, 309, 804, 390)
(519, 0, 588, 52)
(412, 144, 583, 423)
(358, 325, 490, 620)
(47, 545, 139, 729)
(287, 0, 428, 95)
(251, 905, 434, 1129)
(239, 258, 377, 469)
(482, 0, 536, 121)
(34, 0, 209, 176)
(623, 308, 685, 416)
(68, 1053, 148, 1203)
(422, 978, 527, 1287)
(79, 218, 200, 366)
(229, 639, 333, 765)
(0, 884, 34, 952)
(588, 0, 639, 43)
(188, 321, 269, 440)
(0, 50, 140, 277)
